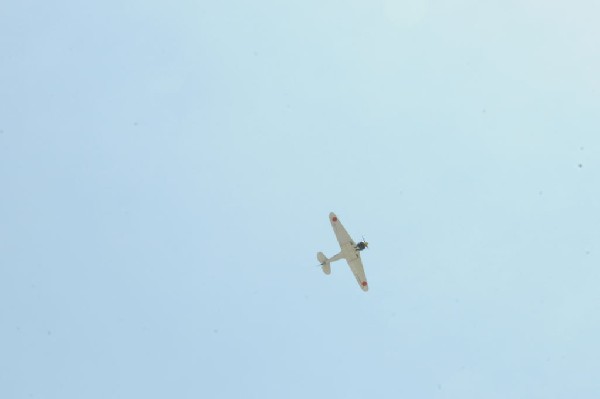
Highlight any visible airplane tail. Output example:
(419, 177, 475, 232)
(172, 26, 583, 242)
(317, 252, 331, 275)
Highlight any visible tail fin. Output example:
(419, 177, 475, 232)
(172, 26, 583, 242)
(317, 252, 331, 275)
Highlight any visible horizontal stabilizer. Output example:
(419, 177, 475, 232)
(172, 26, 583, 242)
(317, 252, 331, 275)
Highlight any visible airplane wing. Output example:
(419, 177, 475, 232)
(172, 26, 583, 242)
(348, 256, 369, 291)
(329, 212, 355, 249)
(328, 212, 369, 292)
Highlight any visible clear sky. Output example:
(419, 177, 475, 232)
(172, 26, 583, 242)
(1, 1, 599, 398)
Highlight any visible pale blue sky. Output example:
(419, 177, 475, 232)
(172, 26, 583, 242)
(1, 1, 599, 398)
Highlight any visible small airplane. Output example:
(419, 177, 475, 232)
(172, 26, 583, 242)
(317, 212, 369, 292)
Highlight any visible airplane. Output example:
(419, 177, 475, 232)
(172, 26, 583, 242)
(317, 212, 369, 292)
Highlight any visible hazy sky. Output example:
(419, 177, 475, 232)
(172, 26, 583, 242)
(2, 1, 599, 398)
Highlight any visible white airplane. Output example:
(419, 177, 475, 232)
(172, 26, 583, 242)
(317, 212, 369, 292)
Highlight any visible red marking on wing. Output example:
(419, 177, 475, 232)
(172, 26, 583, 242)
(332, 216, 338, 222)
(361, 281, 368, 287)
